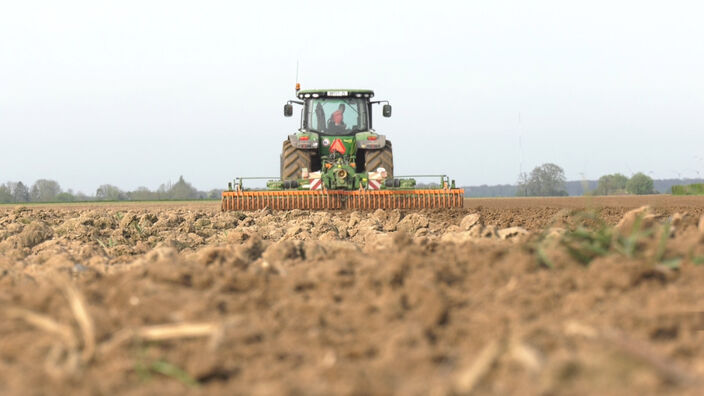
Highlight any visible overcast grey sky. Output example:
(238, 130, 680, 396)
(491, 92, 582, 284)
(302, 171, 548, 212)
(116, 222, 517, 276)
(1, 0, 703, 193)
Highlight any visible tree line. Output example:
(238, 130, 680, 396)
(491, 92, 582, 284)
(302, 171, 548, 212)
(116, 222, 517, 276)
(0, 176, 220, 203)
(517, 163, 656, 197)
(0, 168, 668, 203)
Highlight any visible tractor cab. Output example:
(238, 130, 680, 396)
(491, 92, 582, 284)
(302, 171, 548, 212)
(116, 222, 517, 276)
(281, 88, 394, 182)
(284, 89, 391, 136)
(306, 96, 369, 136)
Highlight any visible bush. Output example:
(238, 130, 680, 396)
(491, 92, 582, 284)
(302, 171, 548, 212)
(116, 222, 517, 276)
(672, 183, 704, 195)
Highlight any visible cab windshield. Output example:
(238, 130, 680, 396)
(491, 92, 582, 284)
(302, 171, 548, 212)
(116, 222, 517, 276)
(305, 98, 369, 136)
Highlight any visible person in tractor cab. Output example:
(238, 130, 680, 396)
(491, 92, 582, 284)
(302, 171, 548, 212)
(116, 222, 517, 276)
(332, 104, 345, 125)
(327, 103, 346, 133)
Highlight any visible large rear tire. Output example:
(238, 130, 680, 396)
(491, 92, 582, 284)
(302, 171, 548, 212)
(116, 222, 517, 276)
(364, 140, 394, 178)
(281, 140, 313, 181)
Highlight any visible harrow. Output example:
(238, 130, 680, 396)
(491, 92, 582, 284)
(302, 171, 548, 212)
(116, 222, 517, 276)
(221, 175, 464, 211)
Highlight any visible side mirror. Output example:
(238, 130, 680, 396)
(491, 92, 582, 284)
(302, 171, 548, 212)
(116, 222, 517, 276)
(284, 104, 293, 117)
(382, 104, 392, 117)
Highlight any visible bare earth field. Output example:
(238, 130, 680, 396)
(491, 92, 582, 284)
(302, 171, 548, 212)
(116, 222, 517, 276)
(1, 196, 704, 395)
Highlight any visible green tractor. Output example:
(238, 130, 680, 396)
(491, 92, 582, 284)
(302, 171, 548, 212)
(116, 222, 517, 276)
(281, 89, 394, 188)
(222, 87, 464, 210)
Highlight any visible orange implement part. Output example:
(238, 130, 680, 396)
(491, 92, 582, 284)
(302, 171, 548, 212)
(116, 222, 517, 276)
(221, 189, 465, 211)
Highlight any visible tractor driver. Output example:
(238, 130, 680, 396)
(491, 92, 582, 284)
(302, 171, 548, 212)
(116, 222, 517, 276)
(327, 104, 346, 133)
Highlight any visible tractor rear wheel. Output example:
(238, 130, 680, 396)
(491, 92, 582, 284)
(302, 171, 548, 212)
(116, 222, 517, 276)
(281, 140, 313, 181)
(364, 140, 394, 178)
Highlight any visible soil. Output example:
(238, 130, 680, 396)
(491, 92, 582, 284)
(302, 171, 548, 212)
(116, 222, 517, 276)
(1, 196, 704, 395)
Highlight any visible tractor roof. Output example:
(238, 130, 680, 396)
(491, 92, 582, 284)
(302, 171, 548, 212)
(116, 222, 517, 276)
(296, 89, 374, 100)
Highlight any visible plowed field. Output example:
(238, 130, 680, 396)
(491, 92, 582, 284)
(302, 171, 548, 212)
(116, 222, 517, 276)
(1, 195, 704, 395)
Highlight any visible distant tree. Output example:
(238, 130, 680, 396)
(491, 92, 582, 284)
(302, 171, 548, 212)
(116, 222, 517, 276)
(156, 181, 172, 199)
(516, 163, 568, 197)
(55, 192, 76, 202)
(10, 182, 30, 202)
(30, 179, 62, 202)
(96, 184, 125, 201)
(207, 189, 221, 200)
(128, 186, 157, 201)
(1, 177, 218, 202)
(75, 191, 91, 201)
(516, 172, 529, 197)
(0, 184, 12, 203)
(595, 173, 629, 195)
(168, 176, 198, 200)
(626, 173, 655, 195)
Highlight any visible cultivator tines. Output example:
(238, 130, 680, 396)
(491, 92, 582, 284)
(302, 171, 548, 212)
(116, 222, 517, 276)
(221, 189, 464, 211)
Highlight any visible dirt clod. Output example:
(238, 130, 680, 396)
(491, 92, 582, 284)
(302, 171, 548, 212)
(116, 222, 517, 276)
(18, 221, 53, 248)
(615, 206, 657, 235)
(459, 213, 481, 230)
(497, 226, 529, 240)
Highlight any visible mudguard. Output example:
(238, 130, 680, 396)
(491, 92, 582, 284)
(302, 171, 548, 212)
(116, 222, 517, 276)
(355, 132, 386, 150)
(288, 132, 319, 150)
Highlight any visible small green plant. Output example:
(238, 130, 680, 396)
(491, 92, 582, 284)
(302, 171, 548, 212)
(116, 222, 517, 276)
(136, 359, 199, 387)
(96, 237, 117, 249)
(558, 211, 615, 265)
(134, 346, 199, 388)
(539, 211, 683, 268)
(612, 216, 653, 258)
(561, 225, 614, 264)
(536, 245, 555, 268)
(652, 220, 681, 269)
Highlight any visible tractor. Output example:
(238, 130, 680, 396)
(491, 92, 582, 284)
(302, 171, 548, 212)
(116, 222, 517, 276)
(281, 88, 394, 187)
(221, 87, 463, 211)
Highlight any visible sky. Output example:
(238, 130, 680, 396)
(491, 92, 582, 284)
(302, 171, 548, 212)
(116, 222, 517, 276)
(1, 0, 703, 194)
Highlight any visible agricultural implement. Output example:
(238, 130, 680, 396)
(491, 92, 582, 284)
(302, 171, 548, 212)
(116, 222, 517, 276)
(221, 87, 464, 211)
